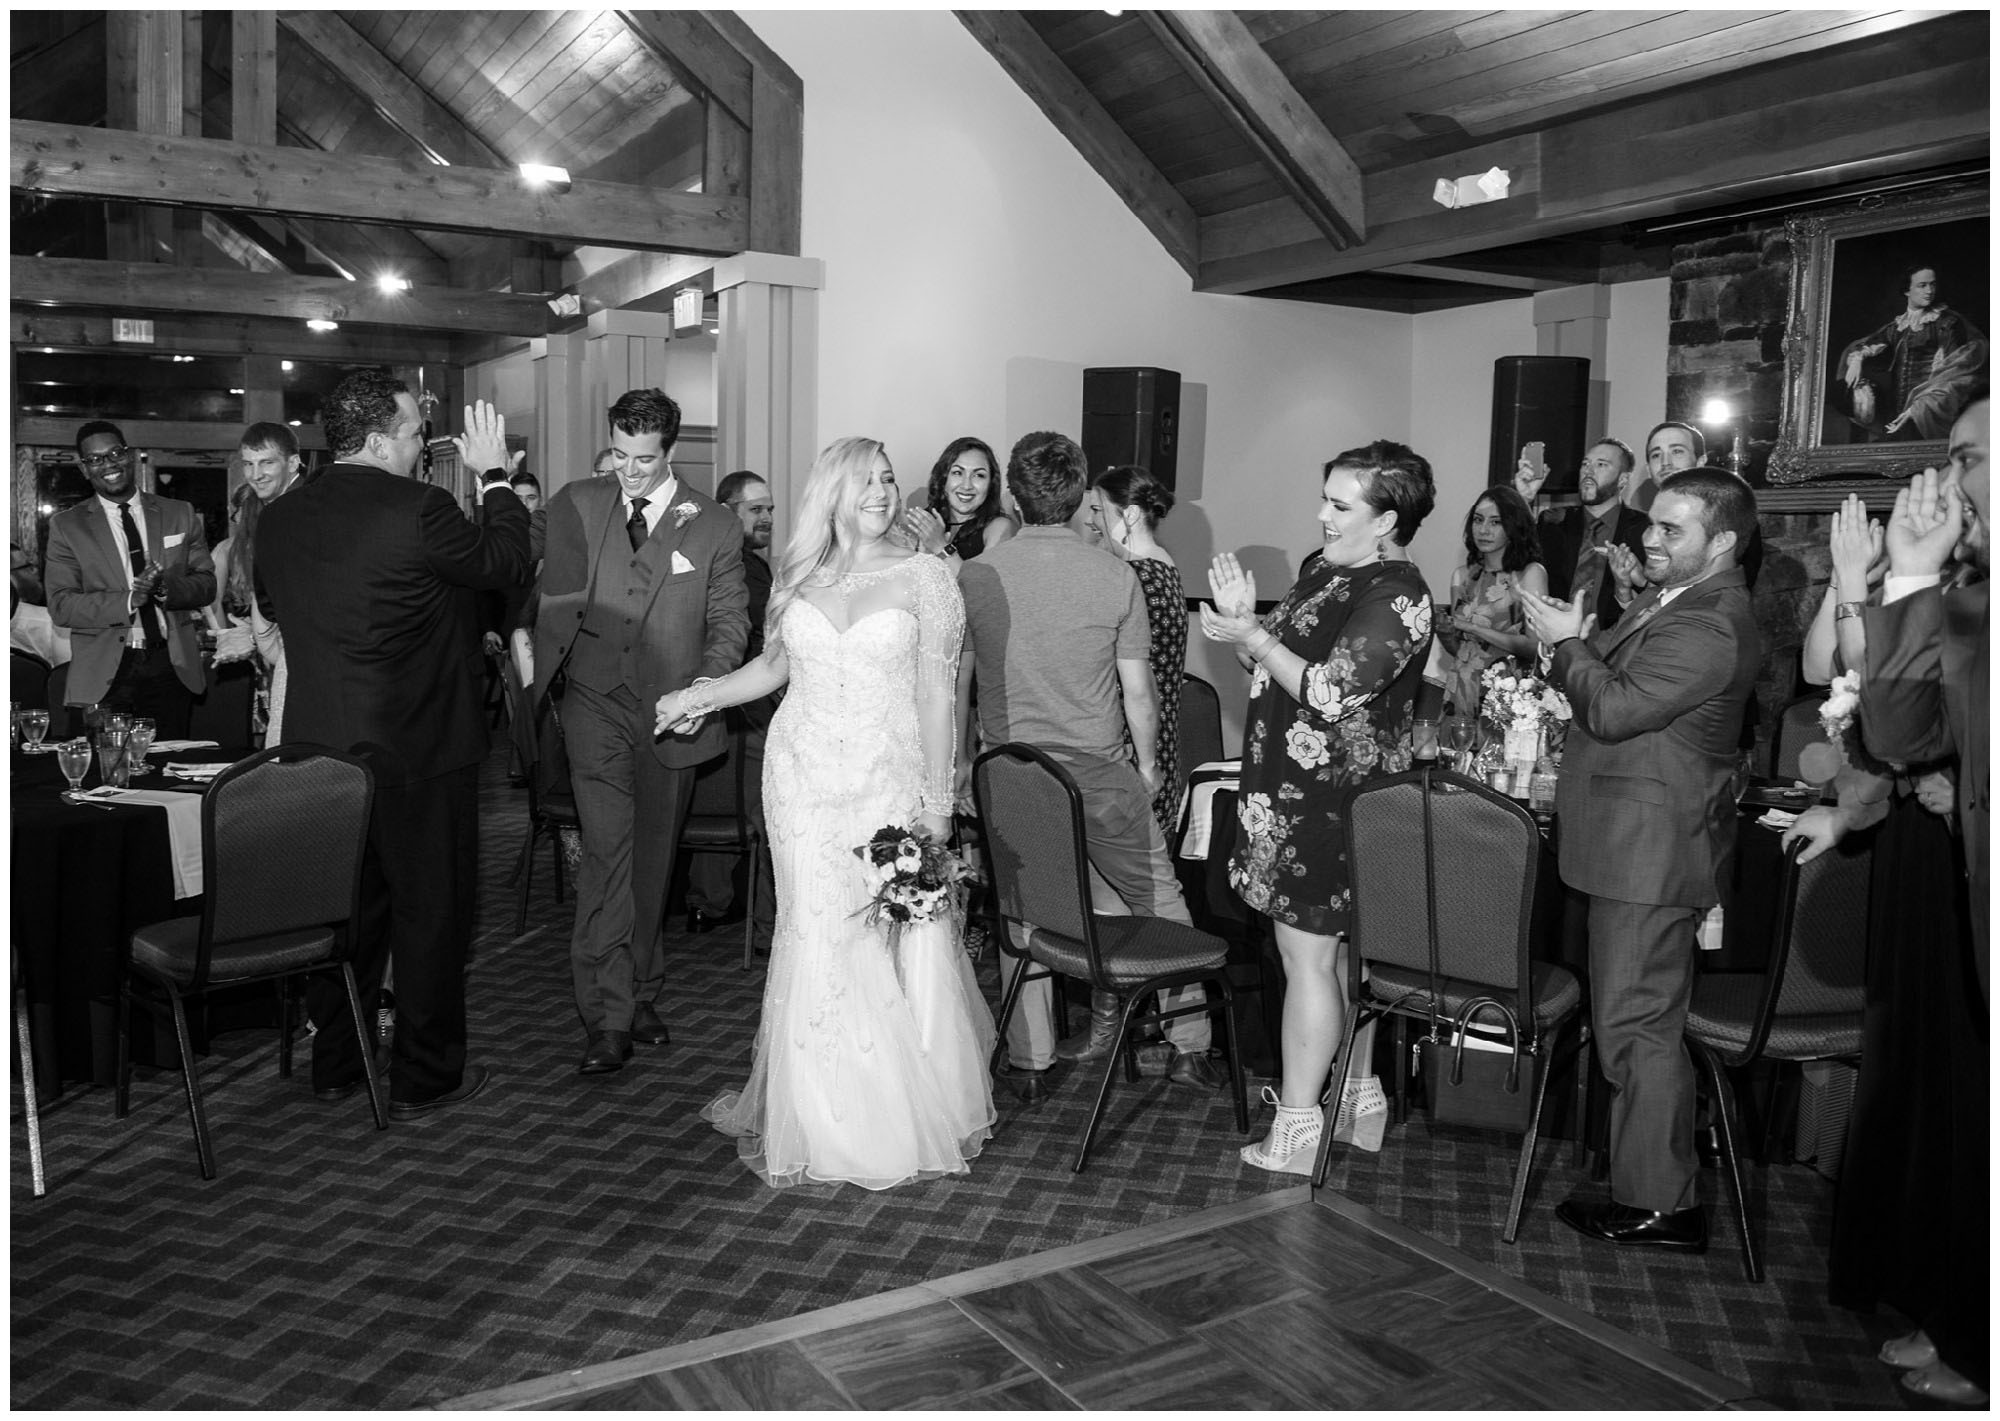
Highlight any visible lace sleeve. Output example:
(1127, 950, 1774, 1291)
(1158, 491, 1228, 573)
(909, 555, 966, 816)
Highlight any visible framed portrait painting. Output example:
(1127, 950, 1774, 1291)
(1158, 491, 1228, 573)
(1768, 186, 1988, 484)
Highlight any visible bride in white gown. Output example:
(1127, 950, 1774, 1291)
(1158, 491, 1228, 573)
(654, 437, 996, 1189)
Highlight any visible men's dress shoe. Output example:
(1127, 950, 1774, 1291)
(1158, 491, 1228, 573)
(995, 1061, 1051, 1104)
(686, 908, 719, 934)
(579, 1031, 633, 1074)
(1555, 1197, 1707, 1252)
(630, 1003, 671, 1047)
(1900, 1361, 1989, 1406)
(312, 1079, 363, 1103)
(1168, 1049, 1223, 1090)
(387, 1064, 492, 1121)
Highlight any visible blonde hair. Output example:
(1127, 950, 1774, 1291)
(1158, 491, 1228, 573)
(765, 436, 898, 648)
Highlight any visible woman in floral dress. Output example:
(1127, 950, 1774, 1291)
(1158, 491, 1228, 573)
(1436, 484, 1546, 731)
(1201, 441, 1436, 1173)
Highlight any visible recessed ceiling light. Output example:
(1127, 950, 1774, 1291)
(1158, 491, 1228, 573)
(306, 319, 339, 332)
(376, 274, 410, 294)
(281, 361, 294, 371)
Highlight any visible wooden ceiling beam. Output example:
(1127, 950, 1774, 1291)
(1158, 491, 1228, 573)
(954, 9, 1198, 278)
(13, 309, 456, 365)
(700, 12, 804, 256)
(14, 256, 555, 337)
(1376, 263, 1569, 293)
(615, 10, 753, 126)
(1144, 9, 1364, 249)
(1197, 28, 1987, 293)
(231, 12, 278, 146)
(275, 10, 508, 168)
(13, 119, 749, 254)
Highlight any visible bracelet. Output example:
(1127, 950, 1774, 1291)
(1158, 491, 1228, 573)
(1833, 601, 1865, 622)
(680, 676, 720, 721)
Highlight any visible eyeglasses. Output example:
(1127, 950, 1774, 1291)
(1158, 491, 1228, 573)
(80, 447, 131, 470)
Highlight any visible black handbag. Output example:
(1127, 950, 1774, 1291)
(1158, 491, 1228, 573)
(1411, 767, 1539, 1133)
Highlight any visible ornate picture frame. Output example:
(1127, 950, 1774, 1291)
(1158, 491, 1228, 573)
(1767, 186, 1988, 485)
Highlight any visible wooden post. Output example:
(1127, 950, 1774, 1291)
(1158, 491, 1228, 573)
(713, 253, 822, 556)
(231, 12, 278, 147)
(105, 10, 185, 264)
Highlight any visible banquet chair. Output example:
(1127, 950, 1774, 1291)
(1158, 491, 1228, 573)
(116, 744, 381, 1179)
(1176, 673, 1225, 798)
(974, 742, 1248, 1172)
(1770, 693, 1828, 782)
(678, 719, 767, 971)
(1311, 767, 1588, 1244)
(1684, 836, 1869, 1282)
(12, 649, 51, 710)
(508, 677, 581, 934)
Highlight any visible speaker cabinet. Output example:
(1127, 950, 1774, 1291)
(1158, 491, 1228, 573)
(1082, 366, 1181, 490)
(1489, 356, 1590, 495)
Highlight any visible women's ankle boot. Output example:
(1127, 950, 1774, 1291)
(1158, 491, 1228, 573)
(1054, 989, 1123, 1063)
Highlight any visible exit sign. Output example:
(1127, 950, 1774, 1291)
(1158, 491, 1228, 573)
(113, 318, 155, 344)
(672, 289, 704, 332)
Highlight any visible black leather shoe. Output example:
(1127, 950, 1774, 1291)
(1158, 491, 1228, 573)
(579, 1031, 632, 1074)
(1168, 1049, 1223, 1090)
(387, 1064, 492, 1120)
(996, 1061, 1051, 1104)
(630, 1003, 670, 1047)
(313, 1079, 363, 1103)
(1555, 1196, 1707, 1252)
(686, 908, 719, 934)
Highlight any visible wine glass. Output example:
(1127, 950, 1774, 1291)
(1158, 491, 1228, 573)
(56, 738, 91, 793)
(20, 708, 50, 751)
(126, 716, 156, 767)
(1441, 717, 1476, 774)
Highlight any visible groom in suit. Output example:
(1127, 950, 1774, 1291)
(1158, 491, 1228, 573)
(1521, 467, 1761, 1252)
(45, 421, 215, 736)
(532, 389, 748, 1074)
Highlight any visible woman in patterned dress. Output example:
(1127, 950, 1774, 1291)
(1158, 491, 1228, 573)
(1201, 441, 1436, 1173)
(1078, 464, 1186, 836)
(1436, 484, 1546, 730)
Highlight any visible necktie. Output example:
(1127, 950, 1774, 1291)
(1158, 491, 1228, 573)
(626, 497, 650, 553)
(118, 502, 166, 647)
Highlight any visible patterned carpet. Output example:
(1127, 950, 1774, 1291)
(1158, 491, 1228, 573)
(12, 745, 1916, 1409)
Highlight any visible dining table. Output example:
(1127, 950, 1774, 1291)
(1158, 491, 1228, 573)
(11, 738, 257, 1100)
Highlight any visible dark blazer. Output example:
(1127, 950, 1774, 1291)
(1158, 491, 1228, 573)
(1549, 566, 1760, 908)
(255, 463, 531, 786)
(1536, 503, 1650, 629)
(45, 491, 215, 702)
(1861, 579, 1988, 989)
(737, 548, 777, 731)
(530, 478, 748, 768)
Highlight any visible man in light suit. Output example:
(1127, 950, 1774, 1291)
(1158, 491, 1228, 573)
(45, 421, 215, 737)
(258, 375, 531, 1117)
(532, 389, 748, 1074)
(1521, 467, 1761, 1251)
(1862, 391, 1989, 998)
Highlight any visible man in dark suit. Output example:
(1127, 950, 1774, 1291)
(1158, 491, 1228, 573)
(1862, 392, 1989, 998)
(1515, 437, 1650, 629)
(45, 421, 215, 736)
(257, 374, 530, 1117)
(1521, 467, 1762, 1251)
(686, 470, 777, 937)
(531, 389, 748, 1074)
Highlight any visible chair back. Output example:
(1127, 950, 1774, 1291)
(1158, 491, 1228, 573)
(1771, 693, 1827, 782)
(686, 718, 752, 839)
(972, 744, 1099, 970)
(1178, 672, 1225, 773)
(11, 650, 50, 710)
(1727, 836, 1871, 1066)
(510, 676, 574, 823)
(1342, 768, 1542, 1037)
(193, 744, 374, 990)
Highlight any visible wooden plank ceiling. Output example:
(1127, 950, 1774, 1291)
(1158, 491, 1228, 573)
(8, 10, 778, 354)
(967, 9, 1990, 311)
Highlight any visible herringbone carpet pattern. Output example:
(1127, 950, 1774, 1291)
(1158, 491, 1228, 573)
(13, 744, 1913, 1409)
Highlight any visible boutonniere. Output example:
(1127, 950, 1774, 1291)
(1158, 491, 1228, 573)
(672, 501, 700, 529)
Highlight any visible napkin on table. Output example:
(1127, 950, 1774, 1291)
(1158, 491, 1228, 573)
(150, 739, 221, 753)
(77, 788, 204, 898)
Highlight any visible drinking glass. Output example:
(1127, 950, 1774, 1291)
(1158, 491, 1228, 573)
(56, 738, 91, 793)
(126, 716, 156, 766)
(8, 702, 17, 748)
(103, 712, 129, 738)
(1410, 717, 1441, 765)
(20, 708, 50, 750)
(1441, 717, 1476, 775)
(96, 728, 128, 789)
(81, 703, 104, 737)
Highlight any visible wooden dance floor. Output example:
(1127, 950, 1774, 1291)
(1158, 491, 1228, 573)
(444, 1186, 1748, 1410)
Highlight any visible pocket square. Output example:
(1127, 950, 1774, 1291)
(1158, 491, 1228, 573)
(164, 533, 185, 548)
(670, 550, 695, 576)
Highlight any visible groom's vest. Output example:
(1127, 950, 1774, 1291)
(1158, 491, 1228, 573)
(568, 541, 661, 695)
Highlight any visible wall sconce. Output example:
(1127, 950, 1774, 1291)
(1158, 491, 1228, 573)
(1432, 166, 1511, 210)
(546, 293, 582, 317)
(1700, 399, 1748, 475)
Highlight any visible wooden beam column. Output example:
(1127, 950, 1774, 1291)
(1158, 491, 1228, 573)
(230, 11, 277, 146)
(713, 253, 821, 551)
(104, 10, 185, 264)
(534, 331, 590, 496)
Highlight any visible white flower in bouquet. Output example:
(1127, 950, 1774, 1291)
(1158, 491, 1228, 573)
(1820, 670, 1862, 732)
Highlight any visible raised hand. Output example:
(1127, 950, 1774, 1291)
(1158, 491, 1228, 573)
(1884, 468, 1964, 579)
(1207, 552, 1257, 619)
(1605, 541, 1647, 599)
(452, 400, 510, 477)
(1519, 587, 1592, 649)
(1827, 493, 1883, 600)
(902, 506, 948, 556)
(1513, 454, 1548, 503)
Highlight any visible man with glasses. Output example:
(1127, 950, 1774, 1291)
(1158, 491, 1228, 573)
(45, 420, 215, 736)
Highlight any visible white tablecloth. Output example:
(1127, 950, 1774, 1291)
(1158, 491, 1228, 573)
(1176, 760, 1242, 860)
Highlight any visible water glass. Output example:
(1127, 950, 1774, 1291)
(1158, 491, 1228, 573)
(8, 702, 17, 747)
(56, 738, 91, 793)
(104, 712, 129, 738)
(127, 716, 156, 765)
(20, 708, 50, 750)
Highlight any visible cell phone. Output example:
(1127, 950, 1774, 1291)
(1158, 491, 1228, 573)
(1520, 440, 1547, 478)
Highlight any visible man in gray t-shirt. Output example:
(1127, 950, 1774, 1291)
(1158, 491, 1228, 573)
(959, 432, 1216, 1092)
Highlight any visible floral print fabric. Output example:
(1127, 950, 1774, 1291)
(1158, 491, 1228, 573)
(1229, 559, 1434, 934)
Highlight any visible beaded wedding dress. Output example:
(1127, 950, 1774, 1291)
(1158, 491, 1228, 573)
(702, 555, 996, 1189)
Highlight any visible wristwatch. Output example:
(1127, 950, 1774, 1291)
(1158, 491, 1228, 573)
(1833, 600, 1866, 622)
(479, 466, 511, 488)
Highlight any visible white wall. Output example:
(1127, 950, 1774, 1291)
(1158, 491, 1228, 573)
(1604, 277, 1672, 455)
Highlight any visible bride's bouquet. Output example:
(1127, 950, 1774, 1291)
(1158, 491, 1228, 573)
(852, 824, 978, 932)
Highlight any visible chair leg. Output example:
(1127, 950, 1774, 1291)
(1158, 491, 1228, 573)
(16, 981, 45, 1197)
(114, 984, 134, 1119)
(275, 979, 293, 1078)
(1502, 1032, 1563, 1245)
(552, 829, 568, 906)
(338, 964, 389, 1131)
(1571, 1027, 1592, 1169)
(1391, 1015, 1410, 1125)
(166, 988, 216, 1180)
(1694, 1043, 1758, 1282)
(514, 823, 538, 935)
(741, 843, 759, 972)
(1309, 1003, 1365, 1188)
(1074, 991, 1152, 1174)
(1213, 974, 1248, 1134)
(508, 821, 531, 885)
(988, 951, 1037, 1079)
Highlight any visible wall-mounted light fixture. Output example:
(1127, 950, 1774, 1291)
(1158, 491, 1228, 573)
(518, 163, 572, 193)
(306, 319, 340, 332)
(1432, 166, 1511, 210)
(376, 274, 411, 294)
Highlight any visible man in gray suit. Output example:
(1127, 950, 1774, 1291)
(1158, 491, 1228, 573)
(1522, 467, 1761, 1251)
(532, 389, 749, 1074)
(45, 421, 215, 737)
